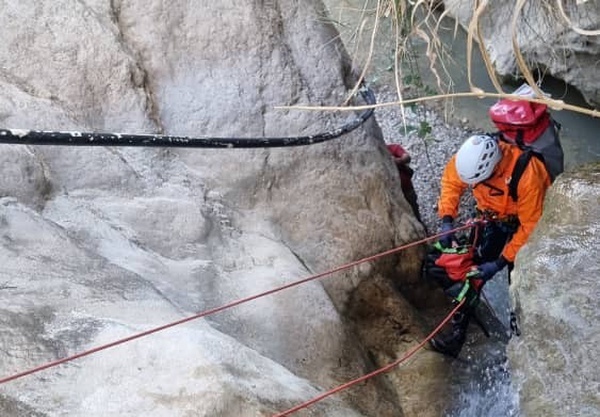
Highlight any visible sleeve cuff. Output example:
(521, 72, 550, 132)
(442, 215, 454, 224)
(497, 256, 510, 269)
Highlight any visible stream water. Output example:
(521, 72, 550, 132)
(410, 32, 600, 171)
(324, 0, 600, 170)
(322, 1, 600, 416)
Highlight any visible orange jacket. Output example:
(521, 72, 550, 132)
(438, 141, 551, 262)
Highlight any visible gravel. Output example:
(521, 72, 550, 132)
(369, 83, 478, 232)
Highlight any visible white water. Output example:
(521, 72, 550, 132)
(450, 276, 519, 417)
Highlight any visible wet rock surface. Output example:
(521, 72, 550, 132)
(508, 164, 600, 417)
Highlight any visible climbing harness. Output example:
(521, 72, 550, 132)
(424, 217, 520, 342)
(475, 209, 519, 229)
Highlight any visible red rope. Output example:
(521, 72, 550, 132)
(0, 224, 475, 385)
(272, 299, 466, 417)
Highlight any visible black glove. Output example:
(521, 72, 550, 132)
(476, 256, 508, 281)
(438, 216, 455, 248)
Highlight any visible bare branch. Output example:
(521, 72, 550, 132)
(557, 0, 600, 36)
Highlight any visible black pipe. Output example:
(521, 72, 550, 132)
(0, 87, 375, 149)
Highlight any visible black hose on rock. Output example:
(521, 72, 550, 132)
(0, 86, 375, 149)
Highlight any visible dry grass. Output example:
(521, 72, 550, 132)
(303, 0, 600, 118)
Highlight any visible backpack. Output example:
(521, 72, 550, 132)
(426, 242, 484, 294)
(488, 90, 564, 202)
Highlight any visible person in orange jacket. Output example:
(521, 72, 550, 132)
(430, 134, 551, 357)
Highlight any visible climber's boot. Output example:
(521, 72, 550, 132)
(430, 311, 471, 358)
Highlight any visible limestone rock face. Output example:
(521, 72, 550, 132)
(0, 1, 448, 416)
(508, 164, 600, 416)
(443, 0, 600, 107)
(0, 145, 51, 209)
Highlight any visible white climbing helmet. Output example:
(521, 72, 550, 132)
(455, 134, 501, 185)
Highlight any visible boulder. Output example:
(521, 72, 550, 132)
(508, 164, 600, 416)
(0, 1, 452, 416)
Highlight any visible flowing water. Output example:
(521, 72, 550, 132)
(323, 1, 600, 416)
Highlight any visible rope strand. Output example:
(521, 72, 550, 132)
(272, 300, 466, 417)
(0, 223, 476, 385)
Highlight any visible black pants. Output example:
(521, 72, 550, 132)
(470, 220, 517, 271)
(404, 187, 422, 223)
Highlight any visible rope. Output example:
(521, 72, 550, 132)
(0, 223, 476, 385)
(0, 225, 473, 384)
(272, 299, 466, 417)
(0, 87, 375, 148)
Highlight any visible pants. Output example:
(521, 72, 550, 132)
(470, 220, 517, 282)
(471, 221, 515, 261)
(398, 166, 422, 223)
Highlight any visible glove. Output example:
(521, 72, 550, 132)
(438, 216, 455, 248)
(476, 257, 508, 281)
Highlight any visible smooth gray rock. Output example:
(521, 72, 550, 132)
(0, 1, 438, 416)
(509, 164, 600, 417)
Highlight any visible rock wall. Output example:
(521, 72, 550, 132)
(443, 0, 600, 107)
(0, 1, 454, 416)
(508, 164, 600, 416)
